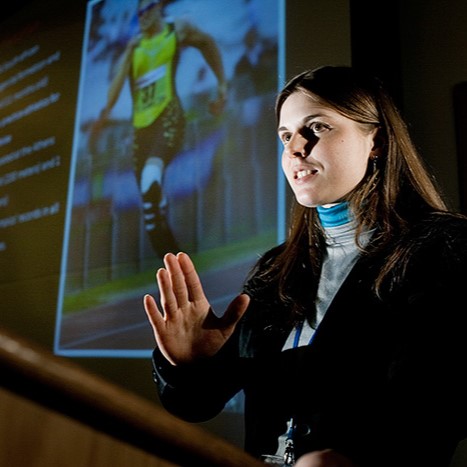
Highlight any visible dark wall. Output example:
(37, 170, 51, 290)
(350, 0, 403, 107)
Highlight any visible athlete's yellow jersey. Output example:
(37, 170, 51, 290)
(131, 22, 178, 129)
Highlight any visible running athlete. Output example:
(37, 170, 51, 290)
(91, 0, 227, 257)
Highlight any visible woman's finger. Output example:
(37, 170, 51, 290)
(222, 293, 250, 327)
(156, 266, 179, 316)
(143, 293, 164, 331)
(164, 253, 190, 306)
(143, 293, 179, 366)
(177, 252, 205, 302)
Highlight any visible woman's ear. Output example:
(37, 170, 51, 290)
(370, 128, 385, 158)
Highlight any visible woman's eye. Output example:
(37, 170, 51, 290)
(279, 123, 329, 144)
(310, 122, 329, 133)
(280, 133, 291, 144)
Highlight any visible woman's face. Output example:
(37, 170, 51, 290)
(278, 91, 378, 208)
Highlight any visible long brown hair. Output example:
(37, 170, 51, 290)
(254, 66, 448, 317)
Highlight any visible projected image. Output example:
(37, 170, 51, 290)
(55, 0, 284, 359)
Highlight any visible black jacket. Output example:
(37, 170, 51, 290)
(152, 212, 467, 466)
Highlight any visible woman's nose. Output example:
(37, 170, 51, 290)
(286, 133, 308, 158)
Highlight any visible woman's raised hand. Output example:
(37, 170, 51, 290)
(143, 252, 250, 365)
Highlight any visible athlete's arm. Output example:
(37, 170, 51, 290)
(103, 35, 141, 118)
(176, 20, 227, 113)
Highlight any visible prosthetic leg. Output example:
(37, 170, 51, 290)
(140, 157, 179, 258)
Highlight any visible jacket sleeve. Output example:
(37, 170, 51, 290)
(369, 215, 467, 466)
(151, 325, 247, 422)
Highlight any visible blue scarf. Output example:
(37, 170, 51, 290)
(316, 202, 351, 227)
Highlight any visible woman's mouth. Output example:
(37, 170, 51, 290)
(295, 169, 317, 180)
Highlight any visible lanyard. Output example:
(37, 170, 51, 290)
(282, 418, 295, 466)
(292, 320, 315, 348)
(280, 321, 315, 465)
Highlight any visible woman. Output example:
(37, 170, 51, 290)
(144, 66, 467, 466)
